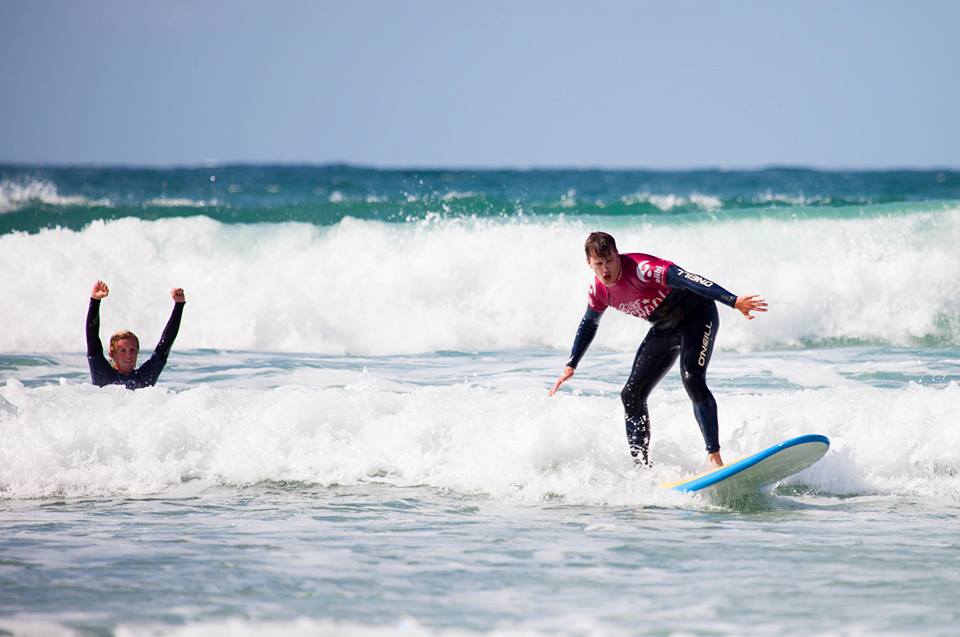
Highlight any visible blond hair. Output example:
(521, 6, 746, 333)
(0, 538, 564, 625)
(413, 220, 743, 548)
(109, 330, 140, 358)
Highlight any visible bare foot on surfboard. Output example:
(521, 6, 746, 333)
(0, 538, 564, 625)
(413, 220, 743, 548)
(707, 452, 724, 469)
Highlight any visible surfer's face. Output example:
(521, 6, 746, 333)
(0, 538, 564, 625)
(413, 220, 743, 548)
(111, 338, 139, 374)
(588, 250, 621, 286)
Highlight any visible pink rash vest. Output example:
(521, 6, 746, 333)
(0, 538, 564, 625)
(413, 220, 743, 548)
(587, 253, 676, 320)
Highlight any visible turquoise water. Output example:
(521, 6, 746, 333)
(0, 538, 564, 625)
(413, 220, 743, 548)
(1, 166, 959, 635)
(2, 164, 959, 233)
(3, 484, 958, 636)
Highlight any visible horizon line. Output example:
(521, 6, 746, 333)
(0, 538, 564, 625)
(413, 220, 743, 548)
(2, 160, 959, 173)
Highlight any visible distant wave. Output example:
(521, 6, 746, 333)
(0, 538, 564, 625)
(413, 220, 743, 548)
(2, 165, 958, 233)
(3, 193, 957, 236)
(144, 197, 215, 208)
(0, 178, 111, 214)
(618, 192, 722, 211)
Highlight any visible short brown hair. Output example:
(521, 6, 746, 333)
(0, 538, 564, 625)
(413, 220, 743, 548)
(584, 232, 618, 259)
(109, 330, 140, 357)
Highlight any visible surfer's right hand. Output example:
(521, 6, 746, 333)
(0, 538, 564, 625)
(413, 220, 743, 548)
(548, 366, 575, 396)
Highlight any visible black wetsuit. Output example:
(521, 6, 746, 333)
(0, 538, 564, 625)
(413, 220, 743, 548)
(566, 265, 737, 465)
(85, 298, 185, 390)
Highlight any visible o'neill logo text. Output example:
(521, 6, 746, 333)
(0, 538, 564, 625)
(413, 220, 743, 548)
(698, 321, 713, 366)
(676, 268, 715, 288)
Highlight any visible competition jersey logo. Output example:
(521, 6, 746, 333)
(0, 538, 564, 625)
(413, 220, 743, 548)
(637, 260, 653, 283)
(637, 260, 668, 285)
(616, 290, 668, 318)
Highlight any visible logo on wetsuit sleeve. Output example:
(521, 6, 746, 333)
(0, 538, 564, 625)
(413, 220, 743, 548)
(676, 268, 715, 288)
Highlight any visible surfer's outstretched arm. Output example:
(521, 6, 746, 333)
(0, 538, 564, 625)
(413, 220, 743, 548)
(549, 306, 603, 396)
(666, 265, 767, 319)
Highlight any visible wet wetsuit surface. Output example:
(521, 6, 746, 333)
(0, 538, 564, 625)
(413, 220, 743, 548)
(86, 299, 185, 390)
(565, 254, 737, 463)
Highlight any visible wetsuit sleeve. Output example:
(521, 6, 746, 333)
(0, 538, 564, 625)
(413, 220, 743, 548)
(666, 265, 737, 308)
(135, 302, 185, 388)
(85, 299, 118, 386)
(154, 301, 185, 359)
(565, 307, 603, 369)
(86, 299, 105, 357)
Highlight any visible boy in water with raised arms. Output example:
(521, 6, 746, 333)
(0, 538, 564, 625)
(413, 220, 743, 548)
(549, 232, 767, 468)
(85, 280, 186, 390)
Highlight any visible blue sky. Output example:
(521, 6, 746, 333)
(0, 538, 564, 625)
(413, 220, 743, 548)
(2, 0, 958, 168)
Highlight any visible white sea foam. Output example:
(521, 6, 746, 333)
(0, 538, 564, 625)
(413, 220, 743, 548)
(113, 617, 607, 637)
(689, 193, 722, 210)
(755, 191, 831, 206)
(559, 189, 577, 208)
(441, 190, 477, 201)
(144, 197, 211, 208)
(1, 375, 957, 502)
(0, 178, 110, 213)
(0, 616, 621, 637)
(0, 208, 958, 354)
(620, 192, 722, 211)
(647, 194, 682, 211)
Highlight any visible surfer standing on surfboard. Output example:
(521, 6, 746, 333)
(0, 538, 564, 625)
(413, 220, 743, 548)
(549, 232, 767, 468)
(85, 280, 186, 390)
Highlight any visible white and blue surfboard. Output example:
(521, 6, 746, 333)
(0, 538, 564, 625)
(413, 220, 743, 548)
(662, 434, 830, 499)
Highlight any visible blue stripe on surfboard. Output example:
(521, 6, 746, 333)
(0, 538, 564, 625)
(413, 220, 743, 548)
(671, 434, 830, 493)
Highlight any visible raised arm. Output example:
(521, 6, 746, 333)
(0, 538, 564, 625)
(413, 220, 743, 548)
(128, 289, 187, 389)
(549, 306, 603, 396)
(86, 280, 109, 357)
(152, 288, 186, 359)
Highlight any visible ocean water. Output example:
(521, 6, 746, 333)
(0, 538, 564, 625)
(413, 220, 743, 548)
(1, 165, 959, 636)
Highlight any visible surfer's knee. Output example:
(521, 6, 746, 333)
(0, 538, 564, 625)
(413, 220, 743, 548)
(621, 388, 649, 418)
(620, 383, 634, 409)
(621, 379, 654, 411)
